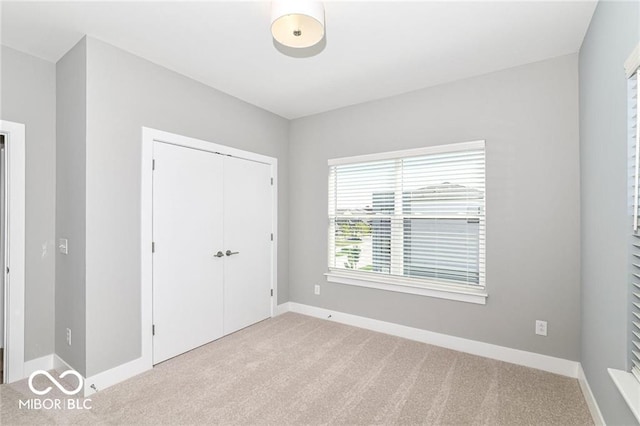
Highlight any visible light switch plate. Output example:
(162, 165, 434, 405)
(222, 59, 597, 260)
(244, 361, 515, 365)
(59, 238, 68, 255)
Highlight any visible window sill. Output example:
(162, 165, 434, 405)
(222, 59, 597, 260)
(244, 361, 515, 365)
(324, 271, 487, 305)
(609, 368, 640, 423)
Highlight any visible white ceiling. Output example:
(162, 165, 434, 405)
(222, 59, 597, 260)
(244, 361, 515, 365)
(1, 1, 597, 119)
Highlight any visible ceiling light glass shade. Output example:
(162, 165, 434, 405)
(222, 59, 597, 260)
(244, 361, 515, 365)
(271, 1, 325, 48)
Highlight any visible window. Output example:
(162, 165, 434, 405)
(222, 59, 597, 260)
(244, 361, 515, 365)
(327, 140, 486, 304)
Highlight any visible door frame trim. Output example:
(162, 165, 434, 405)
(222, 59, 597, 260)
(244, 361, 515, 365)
(141, 127, 278, 370)
(0, 120, 26, 383)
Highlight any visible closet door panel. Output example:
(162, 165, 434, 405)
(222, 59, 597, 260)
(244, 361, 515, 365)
(223, 156, 272, 335)
(152, 142, 224, 364)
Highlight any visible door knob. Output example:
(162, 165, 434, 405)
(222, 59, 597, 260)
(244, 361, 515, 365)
(225, 250, 239, 256)
(214, 251, 224, 258)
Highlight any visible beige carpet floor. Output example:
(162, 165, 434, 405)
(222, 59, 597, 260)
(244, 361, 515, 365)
(1, 312, 593, 425)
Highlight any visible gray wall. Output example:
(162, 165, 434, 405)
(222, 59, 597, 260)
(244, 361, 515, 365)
(579, 1, 639, 424)
(83, 37, 289, 377)
(289, 54, 581, 361)
(55, 38, 87, 374)
(0, 45, 56, 361)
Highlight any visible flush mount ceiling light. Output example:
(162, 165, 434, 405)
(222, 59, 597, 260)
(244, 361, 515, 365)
(271, 1, 325, 49)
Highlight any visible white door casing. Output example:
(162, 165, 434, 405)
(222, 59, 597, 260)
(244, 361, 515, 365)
(0, 138, 5, 351)
(0, 120, 26, 383)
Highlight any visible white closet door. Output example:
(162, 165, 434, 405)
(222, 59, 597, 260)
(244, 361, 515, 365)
(223, 156, 273, 335)
(152, 142, 224, 364)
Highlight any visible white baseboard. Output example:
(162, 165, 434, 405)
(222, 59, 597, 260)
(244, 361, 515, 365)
(275, 302, 291, 316)
(82, 356, 150, 397)
(578, 364, 605, 425)
(23, 354, 54, 377)
(25, 354, 150, 398)
(53, 354, 74, 372)
(23, 354, 79, 381)
(285, 302, 580, 378)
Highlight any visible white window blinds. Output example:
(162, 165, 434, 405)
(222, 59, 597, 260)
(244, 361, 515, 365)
(628, 68, 640, 382)
(328, 141, 485, 289)
(631, 70, 640, 233)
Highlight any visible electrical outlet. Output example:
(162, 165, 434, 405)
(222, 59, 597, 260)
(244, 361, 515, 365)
(66, 328, 72, 346)
(314, 284, 320, 295)
(535, 320, 547, 336)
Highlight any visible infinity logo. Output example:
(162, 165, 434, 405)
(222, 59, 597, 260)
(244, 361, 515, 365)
(28, 370, 84, 396)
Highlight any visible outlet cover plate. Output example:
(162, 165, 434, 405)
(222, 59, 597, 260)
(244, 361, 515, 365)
(535, 320, 547, 336)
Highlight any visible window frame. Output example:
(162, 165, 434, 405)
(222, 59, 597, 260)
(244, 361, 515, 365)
(326, 140, 487, 305)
